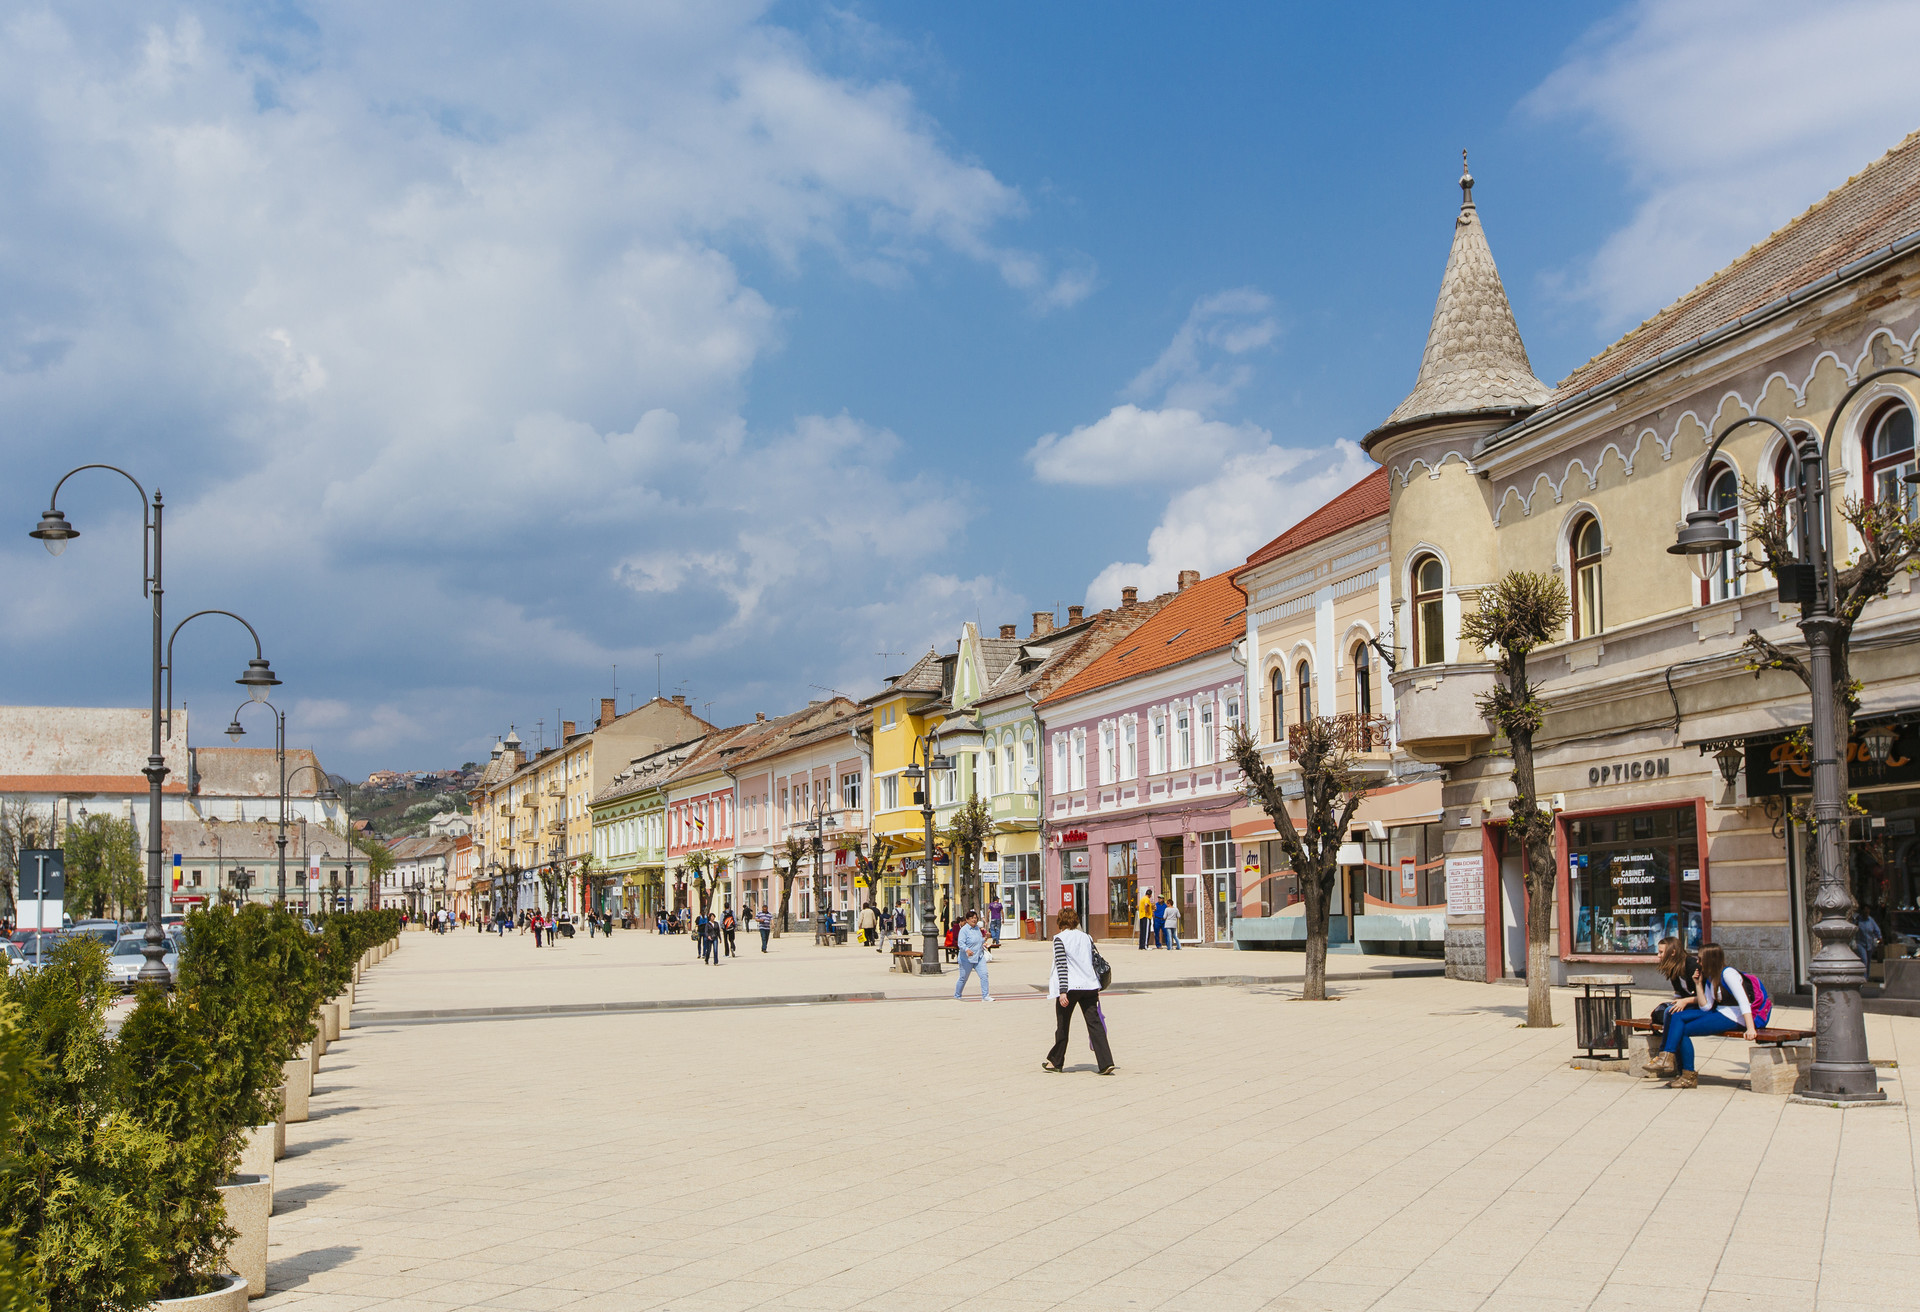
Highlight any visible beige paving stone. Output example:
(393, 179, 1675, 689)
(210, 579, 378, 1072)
(267, 933, 1920, 1311)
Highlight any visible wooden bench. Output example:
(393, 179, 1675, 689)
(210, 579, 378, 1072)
(1618, 1017, 1815, 1094)
(890, 948, 920, 975)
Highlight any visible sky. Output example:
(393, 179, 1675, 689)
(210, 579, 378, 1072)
(6, 0, 1920, 775)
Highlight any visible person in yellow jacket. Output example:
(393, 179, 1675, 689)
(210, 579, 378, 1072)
(1137, 887, 1154, 950)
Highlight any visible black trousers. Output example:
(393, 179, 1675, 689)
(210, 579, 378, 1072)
(1047, 990, 1114, 1070)
(1138, 916, 1150, 949)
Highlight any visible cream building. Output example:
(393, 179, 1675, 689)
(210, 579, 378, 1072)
(1371, 144, 1920, 995)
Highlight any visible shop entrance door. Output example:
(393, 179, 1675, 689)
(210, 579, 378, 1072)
(1064, 877, 1088, 926)
(1500, 850, 1526, 978)
(1170, 875, 1199, 942)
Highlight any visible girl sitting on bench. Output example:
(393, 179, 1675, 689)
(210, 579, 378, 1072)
(1659, 943, 1766, 1089)
(1643, 937, 1699, 1079)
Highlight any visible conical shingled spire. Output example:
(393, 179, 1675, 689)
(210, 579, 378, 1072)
(1379, 156, 1548, 431)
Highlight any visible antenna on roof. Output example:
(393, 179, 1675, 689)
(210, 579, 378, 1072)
(656, 653, 663, 699)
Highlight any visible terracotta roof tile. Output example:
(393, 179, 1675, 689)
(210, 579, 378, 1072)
(0, 774, 189, 795)
(1238, 468, 1388, 574)
(1553, 128, 1920, 399)
(1041, 573, 1246, 707)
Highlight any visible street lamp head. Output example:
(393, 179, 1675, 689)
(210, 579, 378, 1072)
(929, 753, 953, 772)
(902, 763, 925, 781)
(1862, 722, 1899, 766)
(1669, 509, 1738, 583)
(29, 508, 77, 556)
(237, 657, 281, 702)
(1714, 744, 1743, 787)
(225, 717, 246, 743)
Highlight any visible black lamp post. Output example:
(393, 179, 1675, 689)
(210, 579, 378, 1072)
(31, 466, 279, 986)
(1667, 367, 1920, 1102)
(316, 781, 356, 914)
(803, 804, 840, 945)
(901, 731, 952, 974)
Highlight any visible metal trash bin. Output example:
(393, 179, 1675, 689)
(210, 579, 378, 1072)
(1569, 974, 1634, 1058)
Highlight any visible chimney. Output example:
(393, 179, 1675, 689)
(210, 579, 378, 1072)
(599, 697, 617, 726)
(672, 694, 687, 707)
(1177, 569, 1200, 591)
(756, 711, 767, 722)
(561, 720, 576, 740)
(999, 624, 1017, 639)
(1121, 586, 1138, 607)
(1031, 611, 1054, 638)
(1067, 605, 1084, 625)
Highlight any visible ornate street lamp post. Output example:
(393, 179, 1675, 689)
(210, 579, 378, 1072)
(803, 804, 840, 945)
(901, 731, 951, 974)
(31, 467, 279, 985)
(1669, 367, 1920, 1101)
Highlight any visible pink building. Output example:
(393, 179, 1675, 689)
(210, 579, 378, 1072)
(1038, 569, 1248, 944)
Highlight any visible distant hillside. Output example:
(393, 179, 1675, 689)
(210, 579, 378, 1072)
(329, 771, 474, 842)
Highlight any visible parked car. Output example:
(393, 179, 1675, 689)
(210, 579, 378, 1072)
(12, 933, 71, 972)
(105, 935, 180, 990)
(69, 920, 121, 949)
(2, 943, 23, 974)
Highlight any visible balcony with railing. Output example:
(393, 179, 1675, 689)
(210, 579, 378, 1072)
(1283, 713, 1395, 776)
(1389, 661, 1496, 763)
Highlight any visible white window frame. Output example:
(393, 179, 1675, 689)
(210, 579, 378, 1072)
(1070, 729, 1087, 791)
(1199, 696, 1216, 764)
(1121, 718, 1137, 782)
(1175, 702, 1192, 769)
(1053, 735, 1070, 795)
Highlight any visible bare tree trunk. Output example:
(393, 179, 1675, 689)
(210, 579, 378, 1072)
(1508, 648, 1558, 1029)
(776, 870, 793, 935)
(1301, 864, 1331, 1000)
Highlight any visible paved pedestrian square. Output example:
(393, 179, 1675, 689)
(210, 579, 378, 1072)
(259, 930, 1920, 1311)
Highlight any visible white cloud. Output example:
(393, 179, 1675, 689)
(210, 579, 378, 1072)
(1084, 442, 1375, 607)
(1527, 0, 1920, 331)
(1027, 404, 1269, 487)
(0, 3, 1073, 770)
(1126, 287, 1276, 411)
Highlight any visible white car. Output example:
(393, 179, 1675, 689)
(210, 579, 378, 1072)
(106, 935, 180, 990)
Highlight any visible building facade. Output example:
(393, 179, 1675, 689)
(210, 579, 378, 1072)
(1039, 570, 1248, 943)
(1373, 142, 1920, 994)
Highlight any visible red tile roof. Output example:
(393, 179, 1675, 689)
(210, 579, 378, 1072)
(1553, 128, 1920, 399)
(1041, 572, 1246, 707)
(1237, 468, 1388, 574)
(0, 774, 188, 794)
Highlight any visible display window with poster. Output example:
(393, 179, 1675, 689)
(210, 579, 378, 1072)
(1560, 802, 1706, 958)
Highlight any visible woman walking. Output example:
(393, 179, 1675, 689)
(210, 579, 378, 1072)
(1658, 943, 1767, 1088)
(1042, 908, 1114, 1075)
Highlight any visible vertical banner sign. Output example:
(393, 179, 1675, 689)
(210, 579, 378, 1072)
(1399, 856, 1418, 897)
(1445, 856, 1485, 917)
(172, 853, 182, 897)
(19, 849, 64, 931)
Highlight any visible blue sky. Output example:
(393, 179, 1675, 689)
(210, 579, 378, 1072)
(6, 0, 1920, 774)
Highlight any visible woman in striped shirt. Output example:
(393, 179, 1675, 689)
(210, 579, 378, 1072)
(1042, 908, 1115, 1074)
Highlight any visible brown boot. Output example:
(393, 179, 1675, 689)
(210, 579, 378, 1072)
(1644, 1051, 1677, 1079)
(1667, 1070, 1697, 1089)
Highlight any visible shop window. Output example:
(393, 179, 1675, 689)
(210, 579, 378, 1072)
(1106, 842, 1137, 934)
(1362, 822, 1446, 905)
(1269, 668, 1285, 744)
(1296, 660, 1312, 724)
(1865, 403, 1917, 519)
(1352, 641, 1372, 717)
(1570, 515, 1604, 639)
(1567, 806, 1702, 956)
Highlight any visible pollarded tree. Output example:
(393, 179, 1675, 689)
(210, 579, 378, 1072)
(1459, 570, 1570, 1029)
(680, 848, 716, 917)
(775, 838, 807, 936)
(944, 793, 994, 917)
(1230, 720, 1375, 1000)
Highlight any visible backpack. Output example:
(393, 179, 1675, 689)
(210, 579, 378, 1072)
(1717, 968, 1771, 1028)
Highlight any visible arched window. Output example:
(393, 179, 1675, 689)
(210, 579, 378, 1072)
(1570, 515, 1604, 639)
(1296, 660, 1312, 724)
(1866, 403, 1916, 519)
(1411, 555, 1445, 665)
(1702, 466, 1742, 603)
(1353, 641, 1372, 717)
(1775, 446, 1806, 559)
(1269, 667, 1284, 744)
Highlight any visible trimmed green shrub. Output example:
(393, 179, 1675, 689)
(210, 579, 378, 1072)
(1, 939, 172, 1310)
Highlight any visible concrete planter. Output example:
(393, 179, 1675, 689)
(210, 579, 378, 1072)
(319, 1002, 340, 1043)
(150, 1273, 248, 1310)
(282, 1058, 310, 1123)
(239, 1124, 275, 1194)
(216, 1174, 270, 1298)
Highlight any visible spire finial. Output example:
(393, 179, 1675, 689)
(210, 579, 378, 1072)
(1460, 150, 1474, 209)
